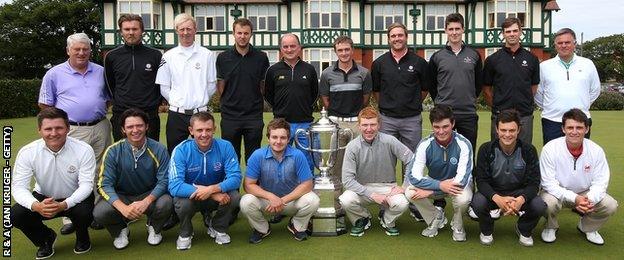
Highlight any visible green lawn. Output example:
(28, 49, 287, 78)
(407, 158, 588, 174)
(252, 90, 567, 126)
(2, 111, 623, 259)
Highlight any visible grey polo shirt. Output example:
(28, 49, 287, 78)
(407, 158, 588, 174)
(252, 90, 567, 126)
(319, 60, 372, 117)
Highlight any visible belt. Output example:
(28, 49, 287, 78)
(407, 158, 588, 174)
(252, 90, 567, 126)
(329, 116, 358, 122)
(169, 105, 210, 115)
(69, 117, 104, 126)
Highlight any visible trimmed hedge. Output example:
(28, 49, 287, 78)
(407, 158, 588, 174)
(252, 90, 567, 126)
(0, 79, 41, 119)
(590, 91, 624, 110)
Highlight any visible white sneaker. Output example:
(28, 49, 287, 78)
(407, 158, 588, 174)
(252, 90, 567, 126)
(147, 225, 162, 246)
(490, 209, 501, 219)
(541, 228, 557, 243)
(578, 223, 604, 245)
(467, 207, 478, 220)
(421, 208, 447, 237)
(176, 236, 192, 250)
(452, 227, 466, 242)
(208, 226, 231, 245)
(479, 233, 493, 245)
(113, 227, 129, 249)
(516, 227, 534, 246)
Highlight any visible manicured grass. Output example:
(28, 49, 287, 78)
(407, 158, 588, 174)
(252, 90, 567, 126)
(1, 111, 623, 259)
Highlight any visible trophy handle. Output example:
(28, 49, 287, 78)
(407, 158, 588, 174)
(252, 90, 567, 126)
(294, 128, 311, 150)
(338, 128, 354, 150)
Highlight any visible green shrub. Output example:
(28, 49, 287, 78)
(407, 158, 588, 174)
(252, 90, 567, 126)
(591, 91, 624, 110)
(0, 79, 41, 119)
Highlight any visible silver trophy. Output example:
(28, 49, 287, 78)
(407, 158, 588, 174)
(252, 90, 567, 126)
(295, 108, 353, 236)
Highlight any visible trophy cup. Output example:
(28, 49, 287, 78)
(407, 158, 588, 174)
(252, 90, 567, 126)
(295, 108, 353, 236)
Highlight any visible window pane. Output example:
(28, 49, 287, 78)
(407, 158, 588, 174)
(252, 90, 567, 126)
(508, 13, 516, 18)
(394, 5, 403, 14)
(249, 16, 257, 31)
(311, 50, 320, 60)
(197, 17, 205, 31)
(195, 5, 206, 16)
(331, 1, 340, 12)
(331, 13, 340, 28)
(269, 6, 277, 16)
(206, 17, 214, 30)
(322, 2, 330, 11)
(142, 14, 151, 29)
(374, 16, 384, 30)
(437, 16, 445, 30)
(385, 16, 393, 28)
(216, 17, 224, 31)
(131, 2, 140, 13)
(141, 2, 150, 12)
(497, 13, 506, 27)
(153, 3, 160, 13)
(487, 1, 494, 13)
(321, 61, 330, 72)
(259, 5, 268, 15)
(517, 13, 526, 26)
(120, 2, 130, 13)
(311, 1, 319, 12)
(427, 16, 435, 30)
(153, 14, 160, 29)
(519, 1, 527, 12)
(384, 4, 392, 14)
(322, 13, 329, 27)
(374, 6, 382, 15)
(394, 15, 403, 24)
(497, 1, 506, 12)
(488, 13, 494, 28)
(311, 13, 320, 28)
(259, 17, 266, 30)
(268, 17, 277, 31)
(217, 6, 225, 14)
(509, 1, 517, 12)
(312, 61, 320, 78)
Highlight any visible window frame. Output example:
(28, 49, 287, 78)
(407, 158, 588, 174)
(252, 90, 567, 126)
(373, 4, 405, 31)
(487, 0, 528, 29)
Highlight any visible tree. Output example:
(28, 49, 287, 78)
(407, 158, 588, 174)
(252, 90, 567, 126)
(582, 34, 624, 82)
(0, 0, 100, 79)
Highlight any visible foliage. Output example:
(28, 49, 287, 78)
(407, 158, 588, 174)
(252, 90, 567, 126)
(590, 91, 624, 110)
(582, 34, 624, 82)
(0, 0, 100, 79)
(0, 79, 40, 119)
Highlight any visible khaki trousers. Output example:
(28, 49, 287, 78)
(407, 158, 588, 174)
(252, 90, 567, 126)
(406, 183, 473, 231)
(240, 192, 320, 233)
(540, 191, 618, 232)
(339, 183, 408, 228)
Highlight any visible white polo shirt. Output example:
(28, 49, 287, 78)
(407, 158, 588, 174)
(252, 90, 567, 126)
(540, 137, 610, 204)
(12, 137, 96, 210)
(535, 54, 601, 122)
(156, 43, 217, 110)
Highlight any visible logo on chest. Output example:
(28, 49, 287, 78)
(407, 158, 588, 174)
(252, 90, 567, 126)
(195, 62, 201, 70)
(407, 65, 414, 72)
(449, 157, 458, 165)
(213, 162, 223, 172)
(145, 63, 153, 71)
(584, 164, 591, 173)
(463, 57, 475, 64)
(521, 60, 528, 67)
(68, 165, 77, 174)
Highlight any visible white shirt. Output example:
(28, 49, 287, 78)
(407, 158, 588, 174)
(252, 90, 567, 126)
(12, 137, 96, 210)
(535, 54, 601, 122)
(540, 137, 610, 204)
(156, 43, 217, 109)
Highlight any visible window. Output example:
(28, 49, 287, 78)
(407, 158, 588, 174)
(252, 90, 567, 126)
(306, 0, 347, 29)
(373, 49, 386, 61)
(247, 5, 278, 31)
(118, 0, 161, 30)
(425, 4, 455, 31)
(487, 0, 527, 29)
(374, 4, 404, 31)
(266, 50, 279, 66)
(194, 5, 226, 31)
(485, 48, 500, 57)
(304, 48, 336, 77)
(424, 49, 437, 61)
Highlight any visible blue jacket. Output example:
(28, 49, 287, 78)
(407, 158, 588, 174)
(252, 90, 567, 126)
(408, 132, 473, 195)
(168, 139, 242, 198)
(98, 138, 169, 203)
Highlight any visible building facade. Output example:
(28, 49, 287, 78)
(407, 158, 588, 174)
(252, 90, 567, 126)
(98, 0, 559, 74)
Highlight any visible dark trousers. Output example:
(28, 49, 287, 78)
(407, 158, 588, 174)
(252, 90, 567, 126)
(541, 118, 592, 145)
(220, 118, 264, 163)
(111, 108, 161, 142)
(11, 192, 94, 246)
(93, 192, 173, 237)
(453, 113, 478, 152)
(471, 191, 546, 237)
(174, 190, 240, 237)
(166, 111, 193, 154)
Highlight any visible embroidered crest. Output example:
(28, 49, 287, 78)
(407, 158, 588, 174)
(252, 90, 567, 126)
(463, 57, 474, 64)
(213, 162, 223, 171)
(584, 164, 591, 173)
(450, 157, 458, 165)
(68, 165, 77, 174)
(522, 60, 528, 67)
(145, 63, 153, 71)
(407, 65, 414, 72)
(195, 62, 201, 69)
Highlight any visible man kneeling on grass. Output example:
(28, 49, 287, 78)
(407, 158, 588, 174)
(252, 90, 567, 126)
(240, 118, 319, 243)
(94, 108, 172, 249)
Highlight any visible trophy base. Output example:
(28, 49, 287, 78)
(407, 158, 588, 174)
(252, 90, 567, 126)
(311, 213, 347, 236)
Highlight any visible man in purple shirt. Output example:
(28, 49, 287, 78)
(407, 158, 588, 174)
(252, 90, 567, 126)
(38, 32, 112, 234)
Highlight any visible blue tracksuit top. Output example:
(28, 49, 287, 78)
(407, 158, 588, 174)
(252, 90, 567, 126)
(408, 131, 473, 195)
(168, 138, 242, 198)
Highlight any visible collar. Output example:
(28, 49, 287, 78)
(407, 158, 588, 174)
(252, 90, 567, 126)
(43, 140, 67, 155)
(192, 138, 213, 154)
(390, 48, 408, 61)
(231, 44, 255, 56)
(558, 54, 576, 67)
(129, 138, 148, 156)
(64, 60, 93, 75)
(263, 145, 294, 159)
(502, 45, 523, 56)
(333, 59, 358, 73)
(445, 42, 465, 53)
(495, 138, 520, 155)
(281, 57, 301, 68)
(123, 43, 143, 50)
(176, 43, 198, 54)
(359, 133, 380, 147)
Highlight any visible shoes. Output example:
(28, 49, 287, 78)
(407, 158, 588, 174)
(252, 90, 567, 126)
(147, 225, 162, 246)
(378, 214, 399, 236)
(113, 227, 130, 249)
(207, 225, 231, 245)
(60, 222, 75, 235)
(248, 228, 271, 244)
(268, 214, 286, 224)
(516, 226, 534, 247)
(162, 214, 179, 231)
(577, 223, 604, 245)
(90, 220, 104, 230)
(490, 209, 501, 219)
(287, 221, 309, 241)
(421, 208, 447, 237)
(452, 227, 466, 242)
(36, 231, 56, 259)
(467, 207, 479, 221)
(73, 239, 91, 254)
(350, 217, 371, 237)
(408, 208, 425, 222)
(479, 233, 493, 246)
(176, 235, 193, 250)
(541, 228, 557, 243)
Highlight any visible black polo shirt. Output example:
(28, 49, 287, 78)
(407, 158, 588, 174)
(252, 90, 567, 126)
(483, 46, 540, 116)
(319, 60, 372, 117)
(372, 50, 431, 118)
(264, 59, 318, 123)
(216, 45, 270, 120)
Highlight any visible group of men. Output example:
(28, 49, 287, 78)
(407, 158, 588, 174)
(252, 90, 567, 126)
(10, 10, 616, 260)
